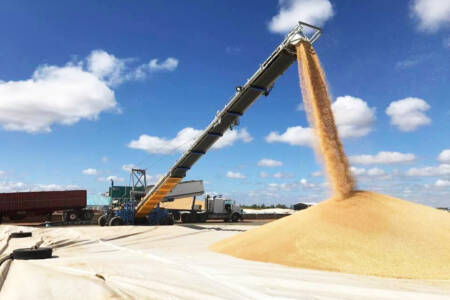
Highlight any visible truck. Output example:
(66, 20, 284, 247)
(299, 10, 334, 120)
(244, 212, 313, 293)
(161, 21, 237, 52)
(101, 22, 322, 226)
(176, 195, 243, 223)
(0, 190, 93, 223)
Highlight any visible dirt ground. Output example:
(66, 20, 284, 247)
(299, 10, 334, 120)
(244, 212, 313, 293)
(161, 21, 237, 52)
(0, 224, 449, 299)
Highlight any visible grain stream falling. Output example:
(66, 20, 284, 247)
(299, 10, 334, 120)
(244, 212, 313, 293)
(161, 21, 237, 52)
(296, 41, 354, 199)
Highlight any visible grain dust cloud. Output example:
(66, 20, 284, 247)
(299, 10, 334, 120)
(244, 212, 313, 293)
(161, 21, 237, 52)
(211, 41, 450, 279)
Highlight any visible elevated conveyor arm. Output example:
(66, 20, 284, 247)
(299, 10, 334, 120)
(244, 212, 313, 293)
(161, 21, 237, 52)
(135, 22, 321, 218)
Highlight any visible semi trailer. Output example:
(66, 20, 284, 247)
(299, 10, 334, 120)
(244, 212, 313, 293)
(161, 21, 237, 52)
(101, 22, 322, 226)
(0, 190, 93, 223)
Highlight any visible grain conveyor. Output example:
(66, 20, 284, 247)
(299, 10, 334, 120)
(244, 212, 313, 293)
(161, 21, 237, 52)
(135, 21, 322, 218)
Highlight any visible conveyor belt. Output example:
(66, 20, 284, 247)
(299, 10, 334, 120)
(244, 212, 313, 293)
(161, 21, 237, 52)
(135, 22, 321, 218)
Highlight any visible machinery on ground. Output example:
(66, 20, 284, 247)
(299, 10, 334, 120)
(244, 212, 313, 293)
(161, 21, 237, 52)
(99, 169, 204, 226)
(100, 22, 322, 226)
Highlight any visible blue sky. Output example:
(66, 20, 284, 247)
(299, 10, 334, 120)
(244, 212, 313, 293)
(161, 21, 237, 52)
(0, 0, 449, 207)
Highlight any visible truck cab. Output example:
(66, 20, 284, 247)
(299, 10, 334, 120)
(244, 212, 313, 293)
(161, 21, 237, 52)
(206, 195, 243, 222)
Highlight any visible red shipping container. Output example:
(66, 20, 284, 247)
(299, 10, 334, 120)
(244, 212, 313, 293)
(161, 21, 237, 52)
(0, 190, 86, 220)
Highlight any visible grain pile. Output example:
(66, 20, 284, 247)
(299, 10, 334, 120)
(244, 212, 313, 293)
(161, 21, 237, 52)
(211, 41, 450, 279)
(211, 191, 450, 279)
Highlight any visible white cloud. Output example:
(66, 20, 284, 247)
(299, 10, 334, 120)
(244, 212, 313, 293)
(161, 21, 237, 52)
(438, 149, 450, 163)
(225, 46, 241, 55)
(0, 50, 180, 134)
(0, 181, 79, 193)
(350, 166, 388, 179)
(101, 156, 109, 163)
(411, 0, 450, 32)
(386, 98, 431, 132)
(135, 58, 179, 78)
(88, 51, 179, 82)
(0, 171, 5, 177)
(406, 164, 450, 177)
(311, 170, 322, 177)
(259, 171, 269, 178)
(396, 58, 422, 69)
(395, 54, 435, 70)
(87, 50, 126, 86)
(147, 174, 164, 184)
(273, 172, 293, 179)
(300, 178, 315, 188)
(267, 178, 316, 192)
(226, 171, 246, 179)
(350, 166, 366, 176)
(128, 127, 252, 154)
(98, 176, 124, 182)
(0, 64, 117, 133)
(269, 0, 334, 34)
(332, 96, 376, 138)
(266, 126, 313, 147)
(215, 128, 253, 148)
(82, 168, 98, 175)
(257, 159, 283, 167)
(129, 127, 199, 154)
(266, 96, 375, 147)
(296, 103, 304, 111)
(350, 151, 416, 165)
(149, 58, 179, 71)
(367, 167, 385, 176)
(435, 179, 450, 187)
(122, 164, 136, 172)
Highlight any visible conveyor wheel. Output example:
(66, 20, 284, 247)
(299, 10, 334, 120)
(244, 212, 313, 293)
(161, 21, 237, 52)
(98, 214, 107, 226)
(109, 216, 124, 226)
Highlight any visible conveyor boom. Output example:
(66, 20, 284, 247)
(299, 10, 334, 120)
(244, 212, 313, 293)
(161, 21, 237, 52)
(135, 22, 321, 218)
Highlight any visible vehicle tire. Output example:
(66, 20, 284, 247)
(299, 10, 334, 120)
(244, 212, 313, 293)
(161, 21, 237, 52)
(181, 213, 190, 223)
(69, 212, 78, 221)
(10, 231, 32, 238)
(98, 214, 107, 226)
(82, 210, 94, 221)
(158, 217, 167, 225)
(231, 213, 240, 222)
(161, 215, 174, 225)
(65, 211, 78, 222)
(172, 211, 181, 221)
(109, 216, 124, 226)
(12, 247, 53, 260)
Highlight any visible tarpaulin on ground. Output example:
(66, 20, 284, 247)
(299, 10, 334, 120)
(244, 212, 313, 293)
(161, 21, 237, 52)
(0, 224, 449, 299)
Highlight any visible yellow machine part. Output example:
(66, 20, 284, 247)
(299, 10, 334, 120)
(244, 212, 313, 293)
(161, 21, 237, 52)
(134, 177, 182, 218)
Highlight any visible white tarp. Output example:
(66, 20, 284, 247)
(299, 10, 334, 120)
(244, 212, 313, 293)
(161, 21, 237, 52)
(0, 224, 449, 299)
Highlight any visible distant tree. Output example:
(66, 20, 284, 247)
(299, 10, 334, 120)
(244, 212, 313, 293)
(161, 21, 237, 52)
(276, 204, 287, 209)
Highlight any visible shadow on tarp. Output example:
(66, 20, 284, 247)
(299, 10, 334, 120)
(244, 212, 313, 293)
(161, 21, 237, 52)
(179, 224, 245, 232)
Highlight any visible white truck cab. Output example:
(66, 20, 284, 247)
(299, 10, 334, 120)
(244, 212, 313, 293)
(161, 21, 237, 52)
(207, 195, 243, 222)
